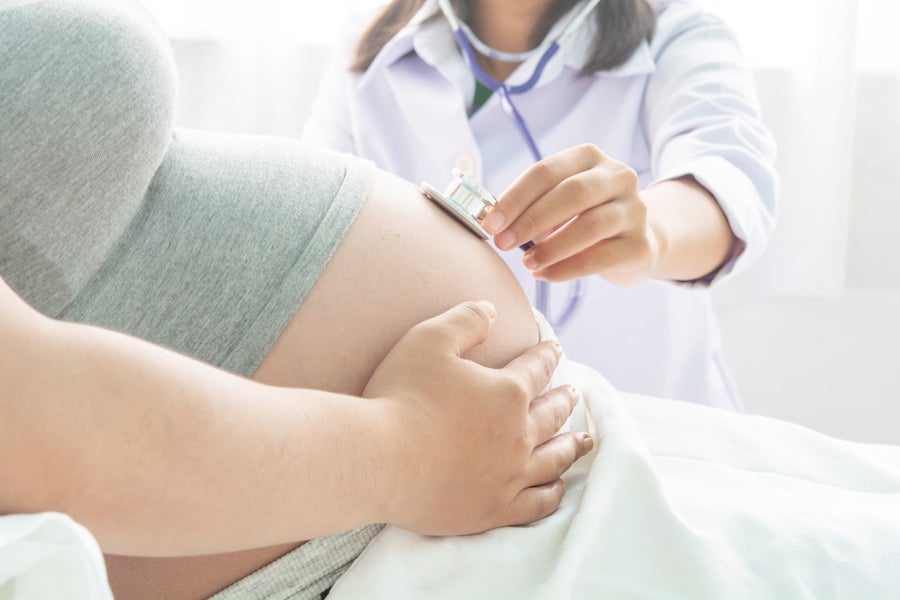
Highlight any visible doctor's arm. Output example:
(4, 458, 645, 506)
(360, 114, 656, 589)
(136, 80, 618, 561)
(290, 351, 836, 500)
(486, 146, 735, 286)
(0, 277, 588, 556)
(484, 14, 776, 287)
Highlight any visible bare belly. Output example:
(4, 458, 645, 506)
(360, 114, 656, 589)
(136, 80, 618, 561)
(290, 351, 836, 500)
(104, 170, 539, 600)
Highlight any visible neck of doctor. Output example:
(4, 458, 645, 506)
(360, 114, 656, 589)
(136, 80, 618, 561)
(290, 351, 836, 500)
(468, 0, 553, 81)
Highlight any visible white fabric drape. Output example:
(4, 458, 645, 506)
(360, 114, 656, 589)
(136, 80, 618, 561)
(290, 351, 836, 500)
(139, 0, 899, 300)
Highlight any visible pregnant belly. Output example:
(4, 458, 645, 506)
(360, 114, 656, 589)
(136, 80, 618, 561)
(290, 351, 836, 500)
(104, 169, 539, 600)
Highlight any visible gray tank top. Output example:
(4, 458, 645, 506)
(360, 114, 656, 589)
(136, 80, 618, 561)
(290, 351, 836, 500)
(1, 2, 380, 598)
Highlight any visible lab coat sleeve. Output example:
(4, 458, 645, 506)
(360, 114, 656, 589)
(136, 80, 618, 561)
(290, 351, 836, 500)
(300, 26, 359, 153)
(641, 2, 779, 285)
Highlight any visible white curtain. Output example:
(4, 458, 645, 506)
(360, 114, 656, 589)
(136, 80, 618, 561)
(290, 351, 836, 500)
(713, 0, 859, 302)
(139, 0, 900, 301)
(138, 1, 382, 137)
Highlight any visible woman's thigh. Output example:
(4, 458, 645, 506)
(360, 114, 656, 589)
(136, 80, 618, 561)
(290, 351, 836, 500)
(104, 170, 541, 600)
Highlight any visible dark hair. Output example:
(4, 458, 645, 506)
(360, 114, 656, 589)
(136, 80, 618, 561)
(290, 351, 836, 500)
(350, 0, 656, 74)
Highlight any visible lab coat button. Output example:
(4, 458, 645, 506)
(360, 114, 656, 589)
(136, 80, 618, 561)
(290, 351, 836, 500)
(454, 154, 476, 176)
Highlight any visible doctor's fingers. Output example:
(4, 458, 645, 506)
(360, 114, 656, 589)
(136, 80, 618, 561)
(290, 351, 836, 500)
(497, 143, 613, 216)
(533, 235, 656, 286)
(493, 162, 639, 252)
(521, 199, 642, 271)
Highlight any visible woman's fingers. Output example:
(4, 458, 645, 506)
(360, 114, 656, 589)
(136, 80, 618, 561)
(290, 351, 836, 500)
(533, 232, 658, 286)
(521, 201, 627, 270)
(363, 299, 598, 536)
(481, 140, 658, 286)
(498, 431, 594, 527)
(520, 192, 654, 284)
(500, 431, 594, 526)
(488, 145, 640, 253)
(528, 385, 579, 442)
(525, 431, 593, 489)
(410, 300, 497, 357)
(503, 479, 568, 526)
(500, 339, 563, 400)
(496, 144, 607, 216)
(493, 173, 600, 251)
(485, 145, 603, 240)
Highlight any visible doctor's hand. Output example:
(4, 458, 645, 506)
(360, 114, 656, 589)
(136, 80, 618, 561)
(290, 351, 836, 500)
(363, 300, 593, 536)
(483, 144, 661, 287)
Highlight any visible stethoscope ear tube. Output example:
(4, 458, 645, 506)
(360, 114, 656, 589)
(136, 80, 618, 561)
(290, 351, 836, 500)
(537, 278, 586, 331)
(435, 0, 596, 330)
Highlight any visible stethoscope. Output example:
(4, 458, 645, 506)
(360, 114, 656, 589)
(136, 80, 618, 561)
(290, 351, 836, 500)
(429, 0, 604, 330)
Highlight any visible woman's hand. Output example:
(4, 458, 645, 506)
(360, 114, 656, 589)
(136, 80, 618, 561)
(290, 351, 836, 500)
(364, 300, 593, 536)
(483, 144, 661, 287)
(0, 281, 587, 553)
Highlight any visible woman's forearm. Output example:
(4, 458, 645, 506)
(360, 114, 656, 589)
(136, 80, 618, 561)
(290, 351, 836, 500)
(645, 177, 736, 282)
(1, 299, 395, 555)
(0, 279, 586, 557)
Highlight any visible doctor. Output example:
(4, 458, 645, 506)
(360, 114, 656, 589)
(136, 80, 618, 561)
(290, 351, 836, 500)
(303, 0, 778, 409)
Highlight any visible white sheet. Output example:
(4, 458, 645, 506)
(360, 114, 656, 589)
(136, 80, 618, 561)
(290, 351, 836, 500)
(329, 358, 900, 599)
(4, 362, 899, 600)
(0, 512, 112, 600)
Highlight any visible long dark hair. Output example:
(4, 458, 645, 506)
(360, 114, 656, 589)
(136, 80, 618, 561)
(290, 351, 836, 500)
(350, 0, 656, 74)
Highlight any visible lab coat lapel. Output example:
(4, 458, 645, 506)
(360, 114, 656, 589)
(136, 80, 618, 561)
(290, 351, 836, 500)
(360, 11, 480, 182)
(385, 58, 472, 165)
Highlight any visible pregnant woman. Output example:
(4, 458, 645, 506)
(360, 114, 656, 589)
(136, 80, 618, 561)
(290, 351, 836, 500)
(0, 1, 589, 598)
(4, 2, 900, 600)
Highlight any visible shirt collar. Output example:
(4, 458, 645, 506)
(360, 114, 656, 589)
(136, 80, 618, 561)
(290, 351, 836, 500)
(359, 0, 442, 83)
(361, 0, 655, 88)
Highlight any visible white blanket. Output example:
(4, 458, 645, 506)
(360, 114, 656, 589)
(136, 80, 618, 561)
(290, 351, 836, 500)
(4, 364, 899, 599)
(0, 512, 112, 600)
(329, 358, 900, 599)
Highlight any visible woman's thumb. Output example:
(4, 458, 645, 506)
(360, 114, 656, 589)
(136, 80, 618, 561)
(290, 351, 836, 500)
(421, 300, 496, 357)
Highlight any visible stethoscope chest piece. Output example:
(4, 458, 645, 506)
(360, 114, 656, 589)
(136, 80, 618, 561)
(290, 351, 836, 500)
(421, 168, 497, 240)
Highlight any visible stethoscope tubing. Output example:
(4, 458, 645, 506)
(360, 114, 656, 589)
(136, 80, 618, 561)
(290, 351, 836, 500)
(449, 21, 587, 330)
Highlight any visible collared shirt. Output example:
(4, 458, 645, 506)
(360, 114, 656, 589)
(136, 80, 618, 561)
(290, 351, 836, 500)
(303, 0, 779, 409)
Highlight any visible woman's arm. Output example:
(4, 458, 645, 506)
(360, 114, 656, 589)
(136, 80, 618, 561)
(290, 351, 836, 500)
(642, 176, 734, 282)
(487, 146, 734, 286)
(0, 277, 589, 557)
(485, 10, 776, 288)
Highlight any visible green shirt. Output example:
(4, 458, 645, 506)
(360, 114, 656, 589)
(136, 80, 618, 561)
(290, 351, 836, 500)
(473, 80, 494, 112)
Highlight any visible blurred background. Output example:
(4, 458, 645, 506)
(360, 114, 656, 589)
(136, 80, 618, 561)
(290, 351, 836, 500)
(137, 0, 900, 444)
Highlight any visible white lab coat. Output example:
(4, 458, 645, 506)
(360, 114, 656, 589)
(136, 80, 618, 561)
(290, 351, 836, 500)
(302, 0, 778, 409)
